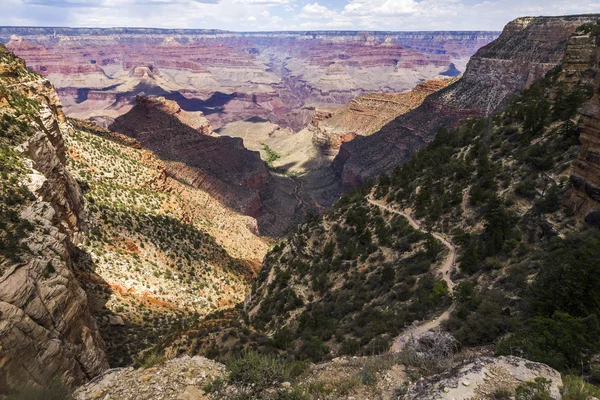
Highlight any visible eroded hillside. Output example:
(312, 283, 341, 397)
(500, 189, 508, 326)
(244, 19, 600, 370)
(0, 42, 272, 393)
(64, 118, 269, 366)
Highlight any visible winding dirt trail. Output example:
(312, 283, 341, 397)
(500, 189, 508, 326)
(366, 196, 457, 352)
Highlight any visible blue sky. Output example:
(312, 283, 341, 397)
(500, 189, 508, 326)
(1, 0, 600, 31)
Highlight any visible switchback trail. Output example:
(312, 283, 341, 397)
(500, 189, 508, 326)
(366, 196, 457, 352)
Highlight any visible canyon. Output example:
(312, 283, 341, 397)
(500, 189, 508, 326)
(0, 28, 498, 133)
(2, 11, 600, 400)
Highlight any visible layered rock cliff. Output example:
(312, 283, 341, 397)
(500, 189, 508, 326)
(567, 26, 600, 221)
(110, 96, 268, 214)
(0, 44, 108, 391)
(333, 14, 600, 188)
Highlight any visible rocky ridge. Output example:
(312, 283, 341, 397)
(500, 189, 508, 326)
(0, 43, 108, 391)
(72, 354, 565, 400)
(404, 356, 563, 400)
(64, 117, 266, 367)
(333, 14, 600, 189)
(1, 42, 274, 392)
(193, 15, 600, 393)
(310, 79, 455, 157)
(73, 355, 225, 400)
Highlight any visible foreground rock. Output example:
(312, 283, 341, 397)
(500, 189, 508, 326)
(74, 356, 226, 400)
(405, 356, 563, 400)
(73, 354, 563, 400)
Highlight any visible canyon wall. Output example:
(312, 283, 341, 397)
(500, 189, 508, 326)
(310, 79, 455, 157)
(567, 27, 600, 221)
(0, 28, 498, 131)
(332, 15, 600, 189)
(0, 44, 108, 391)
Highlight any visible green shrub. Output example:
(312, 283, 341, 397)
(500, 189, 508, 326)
(276, 386, 311, 400)
(514, 377, 552, 400)
(261, 143, 281, 168)
(227, 350, 307, 392)
(491, 388, 512, 400)
(560, 375, 600, 400)
(356, 353, 402, 385)
(134, 348, 165, 369)
(497, 312, 600, 372)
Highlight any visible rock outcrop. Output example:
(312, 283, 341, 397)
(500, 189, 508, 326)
(72, 353, 564, 400)
(405, 356, 563, 400)
(0, 44, 108, 391)
(73, 356, 226, 400)
(0, 28, 498, 131)
(333, 15, 600, 188)
(110, 95, 268, 217)
(310, 79, 455, 156)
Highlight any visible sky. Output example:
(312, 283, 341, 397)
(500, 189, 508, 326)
(1, 0, 600, 32)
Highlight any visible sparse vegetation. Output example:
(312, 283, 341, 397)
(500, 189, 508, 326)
(261, 142, 281, 168)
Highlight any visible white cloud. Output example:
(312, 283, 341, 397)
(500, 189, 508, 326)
(1, 0, 600, 31)
(231, 0, 290, 4)
(344, 0, 419, 17)
(301, 2, 329, 15)
(299, 2, 338, 19)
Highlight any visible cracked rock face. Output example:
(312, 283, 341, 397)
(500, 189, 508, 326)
(0, 47, 108, 391)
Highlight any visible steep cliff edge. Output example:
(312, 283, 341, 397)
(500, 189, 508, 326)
(333, 14, 600, 189)
(0, 44, 108, 391)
